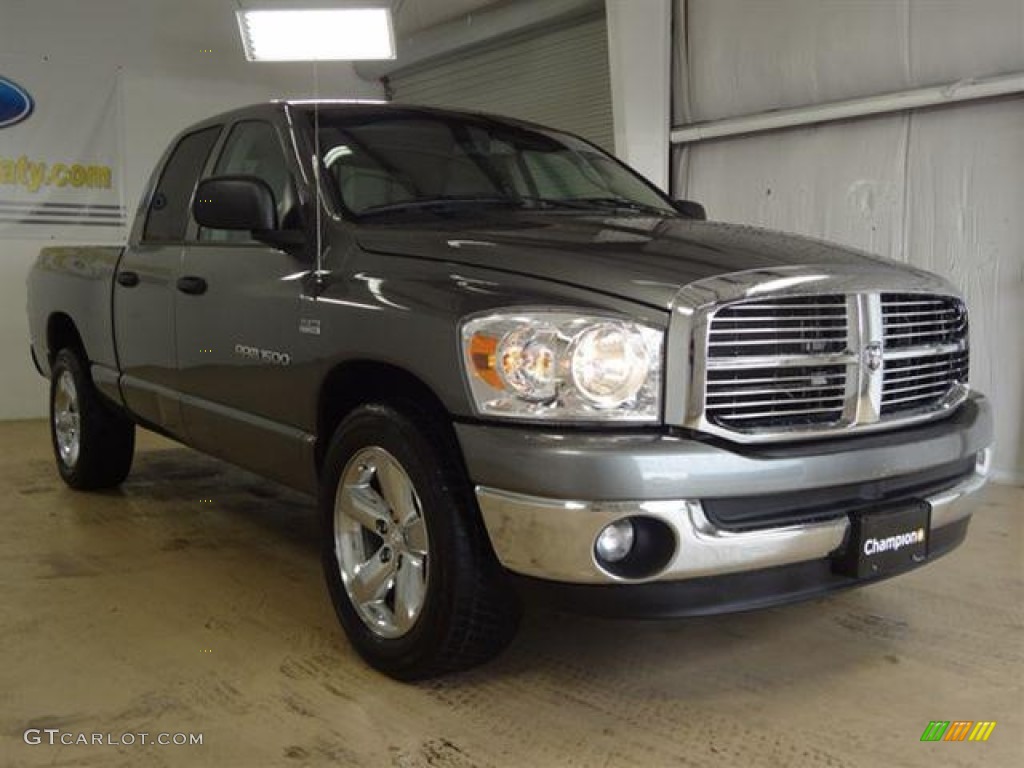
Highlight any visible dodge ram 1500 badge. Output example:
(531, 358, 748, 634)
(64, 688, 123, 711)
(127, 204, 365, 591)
(27, 102, 993, 680)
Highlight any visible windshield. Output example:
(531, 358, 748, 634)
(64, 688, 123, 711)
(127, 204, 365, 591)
(307, 108, 677, 218)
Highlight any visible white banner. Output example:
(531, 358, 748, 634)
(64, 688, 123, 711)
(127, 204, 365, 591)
(0, 55, 125, 241)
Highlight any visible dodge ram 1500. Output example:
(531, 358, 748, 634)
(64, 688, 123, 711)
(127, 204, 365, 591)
(27, 102, 993, 679)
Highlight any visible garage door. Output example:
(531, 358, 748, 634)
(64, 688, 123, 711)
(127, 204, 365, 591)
(387, 14, 614, 151)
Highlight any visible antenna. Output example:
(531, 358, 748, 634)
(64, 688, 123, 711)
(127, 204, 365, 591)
(313, 58, 324, 279)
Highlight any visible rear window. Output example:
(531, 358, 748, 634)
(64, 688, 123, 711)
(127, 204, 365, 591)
(143, 126, 222, 242)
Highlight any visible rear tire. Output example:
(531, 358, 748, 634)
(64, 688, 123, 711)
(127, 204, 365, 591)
(49, 348, 135, 490)
(321, 402, 520, 680)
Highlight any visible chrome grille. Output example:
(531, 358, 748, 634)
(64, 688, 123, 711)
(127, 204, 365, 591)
(881, 293, 967, 349)
(706, 365, 847, 429)
(709, 296, 847, 358)
(697, 291, 970, 440)
(705, 296, 849, 430)
(881, 294, 969, 416)
(882, 349, 970, 415)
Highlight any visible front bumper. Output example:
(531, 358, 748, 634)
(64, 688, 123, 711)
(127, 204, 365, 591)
(508, 517, 971, 619)
(458, 394, 992, 591)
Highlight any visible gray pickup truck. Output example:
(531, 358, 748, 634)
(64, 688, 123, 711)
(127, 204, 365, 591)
(27, 101, 993, 679)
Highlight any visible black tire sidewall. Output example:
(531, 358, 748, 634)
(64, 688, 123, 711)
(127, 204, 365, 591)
(50, 350, 91, 485)
(49, 348, 133, 490)
(320, 403, 490, 677)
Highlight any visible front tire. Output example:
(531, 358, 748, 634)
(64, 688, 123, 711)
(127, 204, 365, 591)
(321, 402, 520, 680)
(49, 348, 135, 490)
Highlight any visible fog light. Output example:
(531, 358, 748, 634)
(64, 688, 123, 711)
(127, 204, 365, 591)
(595, 520, 635, 563)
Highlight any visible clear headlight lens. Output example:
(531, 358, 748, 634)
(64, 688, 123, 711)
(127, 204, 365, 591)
(461, 311, 663, 422)
(570, 323, 652, 408)
(497, 327, 559, 402)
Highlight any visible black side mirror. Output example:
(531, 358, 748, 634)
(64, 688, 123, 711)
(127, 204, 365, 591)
(193, 175, 278, 231)
(673, 199, 707, 220)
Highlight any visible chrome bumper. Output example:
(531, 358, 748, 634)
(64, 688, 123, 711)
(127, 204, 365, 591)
(475, 456, 990, 585)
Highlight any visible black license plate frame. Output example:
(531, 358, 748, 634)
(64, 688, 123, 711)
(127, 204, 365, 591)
(833, 502, 930, 579)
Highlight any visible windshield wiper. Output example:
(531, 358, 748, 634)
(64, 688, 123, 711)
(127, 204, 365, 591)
(513, 196, 602, 210)
(563, 197, 671, 215)
(357, 195, 668, 217)
(358, 196, 523, 216)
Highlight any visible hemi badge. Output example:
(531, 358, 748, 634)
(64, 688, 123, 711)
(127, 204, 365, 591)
(299, 318, 321, 336)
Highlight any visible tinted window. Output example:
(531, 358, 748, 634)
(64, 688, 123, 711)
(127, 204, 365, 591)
(199, 121, 296, 242)
(312, 112, 675, 217)
(143, 126, 221, 242)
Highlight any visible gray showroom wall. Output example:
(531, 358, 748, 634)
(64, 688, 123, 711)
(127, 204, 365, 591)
(0, 0, 381, 421)
(672, 0, 1024, 483)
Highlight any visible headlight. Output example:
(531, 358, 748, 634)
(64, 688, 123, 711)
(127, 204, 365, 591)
(461, 310, 663, 422)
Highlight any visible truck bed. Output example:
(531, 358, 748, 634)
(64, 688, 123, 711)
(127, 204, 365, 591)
(27, 246, 123, 384)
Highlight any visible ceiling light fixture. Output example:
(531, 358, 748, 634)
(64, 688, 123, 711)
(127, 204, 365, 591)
(236, 8, 396, 61)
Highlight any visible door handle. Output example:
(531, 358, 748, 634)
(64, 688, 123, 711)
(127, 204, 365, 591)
(176, 276, 208, 295)
(116, 270, 140, 288)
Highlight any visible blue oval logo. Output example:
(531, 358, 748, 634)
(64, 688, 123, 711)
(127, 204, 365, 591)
(0, 76, 34, 128)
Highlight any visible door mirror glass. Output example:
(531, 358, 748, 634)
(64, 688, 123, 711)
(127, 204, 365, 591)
(193, 175, 278, 232)
(673, 199, 707, 220)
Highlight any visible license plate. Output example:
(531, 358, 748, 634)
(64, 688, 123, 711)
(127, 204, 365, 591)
(834, 503, 930, 579)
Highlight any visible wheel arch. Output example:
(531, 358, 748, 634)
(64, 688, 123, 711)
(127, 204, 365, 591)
(46, 312, 87, 365)
(315, 360, 460, 472)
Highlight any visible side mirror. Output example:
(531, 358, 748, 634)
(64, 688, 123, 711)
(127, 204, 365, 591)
(673, 199, 707, 220)
(193, 175, 278, 231)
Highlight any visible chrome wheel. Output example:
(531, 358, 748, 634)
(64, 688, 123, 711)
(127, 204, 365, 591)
(53, 370, 81, 468)
(334, 446, 430, 639)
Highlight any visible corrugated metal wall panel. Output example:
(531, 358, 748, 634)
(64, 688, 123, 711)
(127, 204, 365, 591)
(679, 116, 909, 261)
(388, 15, 615, 150)
(684, 0, 1024, 122)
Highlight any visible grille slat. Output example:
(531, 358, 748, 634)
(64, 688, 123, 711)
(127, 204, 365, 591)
(885, 370, 964, 387)
(708, 385, 845, 400)
(717, 405, 847, 421)
(710, 325, 846, 335)
(882, 391, 950, 408)
(708, 336, 846, 347)
(885, 329, 963, 342)
(707, 393, 846, 409)
(884, 302, 957, 309)
(883, 381, 952, 397)
(884, 319, 961, 330)
(884, 309, 959, 319)
(720, 303, 848, 311)
(711, 315, 848, 324)
(886, 356, 968, 371)
(705, 374, 846, 387)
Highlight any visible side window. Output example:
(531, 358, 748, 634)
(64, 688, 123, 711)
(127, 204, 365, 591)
(199, 121, 296, 242)
(143, 126, 221, 242)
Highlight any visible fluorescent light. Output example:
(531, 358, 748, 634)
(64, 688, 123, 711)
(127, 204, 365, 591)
(237, 8, 395, 61)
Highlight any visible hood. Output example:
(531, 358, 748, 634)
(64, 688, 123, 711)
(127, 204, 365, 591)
(355, 211, 924, 310)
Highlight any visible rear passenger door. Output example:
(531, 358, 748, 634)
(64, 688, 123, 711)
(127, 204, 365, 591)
(114, 125, 221, 436)
(175, 119, 316, 489)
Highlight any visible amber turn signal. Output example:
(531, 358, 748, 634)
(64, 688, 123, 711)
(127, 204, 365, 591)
(469, 334, 503, 389)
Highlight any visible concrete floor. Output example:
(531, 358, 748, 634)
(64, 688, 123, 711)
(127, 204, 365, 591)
(0, 420, 1020, 768)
